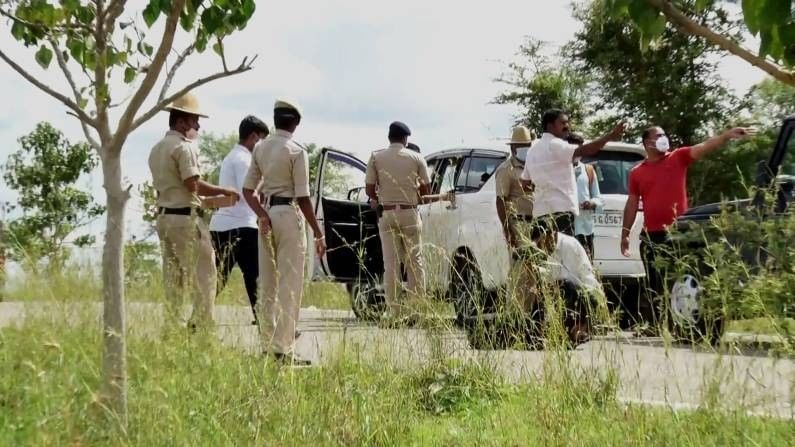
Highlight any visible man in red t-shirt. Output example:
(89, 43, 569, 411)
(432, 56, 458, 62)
(620, 125, 755, 327)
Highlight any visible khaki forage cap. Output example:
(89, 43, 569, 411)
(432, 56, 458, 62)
(274, 98, 302, 118)
(164, 92, 208, 118)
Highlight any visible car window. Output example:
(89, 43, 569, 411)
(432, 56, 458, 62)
(319, 151, 366, 201)
(455, 156, 503, 193)
(583, 151, 645, 195)
(433, 157, 461, 194)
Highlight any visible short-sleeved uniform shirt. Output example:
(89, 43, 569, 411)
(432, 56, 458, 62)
(243, 129, 310, 199)
(520, 133, 579, 218)
(628, 147, 694, 232)
(148, 130, 202, 208)
(494, 156, 533, 217)
(365, 143, 431, 206)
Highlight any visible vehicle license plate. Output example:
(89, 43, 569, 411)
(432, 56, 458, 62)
(594, 212, 622, 226)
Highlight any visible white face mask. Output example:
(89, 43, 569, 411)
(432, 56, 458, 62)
(515, 148, 529, 163)
(655, 136, 670, 153)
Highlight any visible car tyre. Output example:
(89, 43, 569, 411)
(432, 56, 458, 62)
(346, 281, 386, 321)
(668, 272, 726, 346)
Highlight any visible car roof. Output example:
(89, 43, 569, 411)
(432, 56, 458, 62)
(425, 141, 646, 160)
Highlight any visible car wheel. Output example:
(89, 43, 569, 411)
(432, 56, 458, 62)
(347, 282, 386, 321)
(452, 253, 518, 349)
(668, 274, 726, 346)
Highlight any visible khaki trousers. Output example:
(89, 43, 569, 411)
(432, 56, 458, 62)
(257, 205, 306, 354)
(156, 214, 217, 325)
(378, 208, 425, 313)
(507, 219, 539, 312)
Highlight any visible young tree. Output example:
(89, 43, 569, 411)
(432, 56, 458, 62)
(3, 122, 104, 267)
(606, 0, 795, 86)
(0, 0, 256, 425)
(494, 38, 593, 132)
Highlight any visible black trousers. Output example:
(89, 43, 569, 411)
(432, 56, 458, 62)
(575, 234, 594, 260)
(532, 212, 575, 240)
(211, 227, 259, 319)
(639, 231, 672, 325)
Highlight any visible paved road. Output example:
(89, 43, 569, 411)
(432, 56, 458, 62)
(2, 301, 793, 419)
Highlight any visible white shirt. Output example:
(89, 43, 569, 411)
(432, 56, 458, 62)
(520, 133, 579, 218)
(209, 144, 258, 231)
(543, 233, 601, 291)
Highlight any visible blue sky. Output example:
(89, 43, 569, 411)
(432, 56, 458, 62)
(0, 0, 764, 244)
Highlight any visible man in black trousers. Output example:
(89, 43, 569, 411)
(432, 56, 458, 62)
(209, 115, 269, 324)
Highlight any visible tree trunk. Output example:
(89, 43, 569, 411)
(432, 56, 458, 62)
(99, 147, 129, 427)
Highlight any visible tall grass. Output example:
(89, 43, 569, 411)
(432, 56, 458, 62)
(1, 308, 792, 446)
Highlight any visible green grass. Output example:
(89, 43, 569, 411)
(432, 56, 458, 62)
(1, 313, 792, 446)
(2, 263, 351, 310)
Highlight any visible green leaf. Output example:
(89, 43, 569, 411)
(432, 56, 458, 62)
(742, 0, 761, 35)
(61, 0, 80, 11)
(180, 10, 197, 31)
(212, 41, 223, 56)
(11, 21, 26, 41)
(35, 45, 53, 69)
(694, 0, 710, 11)
(759, 0, 791, 26)
(124, 66, 136, 83)
(78, 97, 88, 109)
(143, 43, 154, 57)
(158, 0, 173, 13)
(201, 5, 225, 35)
(195, 30, 209, 52)
(143, 1, 160, 27)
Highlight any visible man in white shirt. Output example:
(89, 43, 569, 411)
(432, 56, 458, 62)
(534, 230, 603, 345)
(520, 109, 624, 238)
(209, 115, 269, 324)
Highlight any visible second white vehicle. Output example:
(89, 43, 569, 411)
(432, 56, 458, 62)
(309, 143, 647, 328)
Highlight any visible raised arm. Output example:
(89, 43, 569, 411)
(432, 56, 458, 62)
(573, 121, 627, 159)
(690, 127, 756, 160)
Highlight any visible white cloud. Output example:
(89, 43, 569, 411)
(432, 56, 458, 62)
(0, 0, 768, 242)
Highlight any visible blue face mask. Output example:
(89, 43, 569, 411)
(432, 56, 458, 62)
(515, 148, 529, 163)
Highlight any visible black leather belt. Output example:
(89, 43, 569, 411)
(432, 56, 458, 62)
(269, 196, 295, 206)
(158, 207, 204, 218)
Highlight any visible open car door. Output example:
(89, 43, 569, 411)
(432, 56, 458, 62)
(312, 148, 383, 284)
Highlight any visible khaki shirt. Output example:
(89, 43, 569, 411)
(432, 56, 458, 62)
(365, 143, 431, 206)
(148, 130, 202, 208)
(494, 156, 533, 217)
(243, 129, 310, 198)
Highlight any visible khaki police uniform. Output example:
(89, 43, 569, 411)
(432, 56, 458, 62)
(365, 142, 431, 313)
(149, 130, 217, 325)
(243, 127, 310, 355)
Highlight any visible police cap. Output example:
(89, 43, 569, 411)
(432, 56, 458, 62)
(388, 121, 411, 139)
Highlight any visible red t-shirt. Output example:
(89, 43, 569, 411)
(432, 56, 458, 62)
(628, 147, 694, 232)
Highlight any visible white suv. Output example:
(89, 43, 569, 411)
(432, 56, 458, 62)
(309, 144, 647, 324)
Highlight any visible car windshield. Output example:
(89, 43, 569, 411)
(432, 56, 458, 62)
(582, 151, 645, 195)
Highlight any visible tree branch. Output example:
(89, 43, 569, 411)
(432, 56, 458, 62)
(94, 0, 112, 143)
(51, 40, 101, 150)
(130, 56, 257, 134)
(0, 47, 98, 128)
(110, 0, 187, 153)
(158, 43, 195, 102)
(646, 0, 795, 87)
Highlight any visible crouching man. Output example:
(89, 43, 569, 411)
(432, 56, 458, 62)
(530, 228, 603, 345)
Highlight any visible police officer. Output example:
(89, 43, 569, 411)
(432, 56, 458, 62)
(495, 126, 536, 313)
(365, 122, 452, 321)
(495, 126, 535, 253)
(242, 99, 326, 366)
(148, 92, 238, 328)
